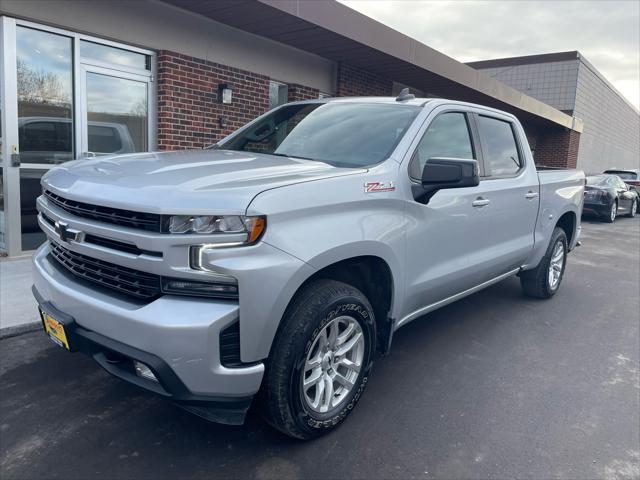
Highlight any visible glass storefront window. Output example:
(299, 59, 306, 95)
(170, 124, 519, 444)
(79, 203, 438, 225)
(0, 166, 4, 251)
(19, 168, 45, 251)
(16, 27, 74, 250)
(1, 78, 4, 251)
(17, 26, 74, 165)
(86, 73, 148, 153)
(81, 40, 150, 70)
(1, 18, 154, 255)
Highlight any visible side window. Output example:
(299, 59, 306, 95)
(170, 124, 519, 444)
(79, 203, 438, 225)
(410, 112, 474, 179)
(477, 115, 521, 177)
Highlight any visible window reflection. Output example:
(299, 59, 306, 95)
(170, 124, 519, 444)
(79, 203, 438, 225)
(20, 169, 46, 250)
(0, 166, 4, 250)
(81, 41, 149, 70)
(17, 26, 74, 251)
(1, 86, 4, 250)
(17, 26, 74, 165)
(86, 73, 148, 153)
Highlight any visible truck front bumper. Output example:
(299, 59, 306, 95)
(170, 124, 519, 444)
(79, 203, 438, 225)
(32, 243, 265, 424)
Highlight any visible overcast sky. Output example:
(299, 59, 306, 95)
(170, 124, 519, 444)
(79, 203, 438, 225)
(339, 0, 640, 109)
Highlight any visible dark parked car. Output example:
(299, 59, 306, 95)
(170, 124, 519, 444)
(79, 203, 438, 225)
(583, 174, 638, 222)
(603, 169, 640, 191)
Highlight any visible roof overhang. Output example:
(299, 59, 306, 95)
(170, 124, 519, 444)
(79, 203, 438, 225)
(162, 0, 583, 133)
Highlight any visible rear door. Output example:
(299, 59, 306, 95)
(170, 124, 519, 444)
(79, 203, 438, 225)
(469, 112, 540, 280)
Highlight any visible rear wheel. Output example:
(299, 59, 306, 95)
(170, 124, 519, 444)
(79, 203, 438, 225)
(260, 279, 376, 439)
(626, 199, 637, 218)
(605, 200, 617, 223)
(520, 227, 568, 299)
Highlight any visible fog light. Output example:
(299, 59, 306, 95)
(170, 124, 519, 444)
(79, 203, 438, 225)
(134, 361, 158, 382)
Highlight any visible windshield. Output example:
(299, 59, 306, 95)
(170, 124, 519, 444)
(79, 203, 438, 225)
(586, 176, 609, 186)
(605, 171, 637, 180)
(219, 102, 421, 167)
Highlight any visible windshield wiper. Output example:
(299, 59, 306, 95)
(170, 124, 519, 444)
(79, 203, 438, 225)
(271, 152, 319, 162)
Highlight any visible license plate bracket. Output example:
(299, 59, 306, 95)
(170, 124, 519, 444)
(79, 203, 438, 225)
(38, 305, 77, 351)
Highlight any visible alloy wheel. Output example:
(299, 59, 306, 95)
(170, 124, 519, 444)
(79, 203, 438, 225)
(302, 315, 365, 414)
(547, 240, 565, 290)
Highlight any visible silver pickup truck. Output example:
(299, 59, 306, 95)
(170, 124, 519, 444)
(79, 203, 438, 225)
(32, 94, 584, 439)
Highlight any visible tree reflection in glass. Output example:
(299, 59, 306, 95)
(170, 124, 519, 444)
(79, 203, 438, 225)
(17, 26, 74, 165)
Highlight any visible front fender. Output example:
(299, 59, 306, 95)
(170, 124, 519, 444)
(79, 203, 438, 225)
(302, 240, 404, 317)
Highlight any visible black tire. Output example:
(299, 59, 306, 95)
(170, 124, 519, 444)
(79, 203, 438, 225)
(604, 200, 617, 223)
(260, 279, 376, 439)
(626, 199, 637, 218)
(520, 227, 568, 299)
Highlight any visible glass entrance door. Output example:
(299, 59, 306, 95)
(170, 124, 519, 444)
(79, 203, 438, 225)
(16, 25, 74, 250)
(81, 66, 150, 157)
(0, 17, 154, 255)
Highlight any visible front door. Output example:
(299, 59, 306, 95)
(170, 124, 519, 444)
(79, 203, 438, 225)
(401, 109, 490, 322)
(611, 176, 634, 213)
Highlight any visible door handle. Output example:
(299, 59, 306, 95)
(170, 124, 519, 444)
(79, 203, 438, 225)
(525, 191, 539, 199)
(472, 198, 491, 207)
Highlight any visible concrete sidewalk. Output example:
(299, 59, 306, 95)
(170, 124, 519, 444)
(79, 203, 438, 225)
(0, 255, 39, 337)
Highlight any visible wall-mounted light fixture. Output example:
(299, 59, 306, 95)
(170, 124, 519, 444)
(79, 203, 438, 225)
(218, 83, 234, 104)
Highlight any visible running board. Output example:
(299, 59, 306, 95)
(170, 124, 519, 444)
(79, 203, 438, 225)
(395, 268, 521, 330)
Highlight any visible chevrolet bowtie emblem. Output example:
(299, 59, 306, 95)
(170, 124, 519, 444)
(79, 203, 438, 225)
(54, 221, 82, 243)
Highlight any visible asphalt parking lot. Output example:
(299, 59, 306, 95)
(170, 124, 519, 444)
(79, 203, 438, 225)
(1, 217, 639, 480)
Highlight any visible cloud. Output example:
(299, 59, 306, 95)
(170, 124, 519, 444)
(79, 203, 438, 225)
(339, 0, 640, 109)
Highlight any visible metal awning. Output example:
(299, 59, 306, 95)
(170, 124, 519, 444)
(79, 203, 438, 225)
(162, 0, 583, 132)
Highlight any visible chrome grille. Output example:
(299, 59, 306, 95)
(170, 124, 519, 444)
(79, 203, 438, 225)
(44, 190, 162, 232)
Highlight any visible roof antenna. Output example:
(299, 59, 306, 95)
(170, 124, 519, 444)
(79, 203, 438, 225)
(396, 87, 415, 102)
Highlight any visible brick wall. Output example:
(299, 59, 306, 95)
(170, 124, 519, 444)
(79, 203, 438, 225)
(534, 128, 581, 169)
(523, 126, 538, 154)
(288, 83, 320, 102)
(336, 62, 392, 97)
(157, 50, 270, 150)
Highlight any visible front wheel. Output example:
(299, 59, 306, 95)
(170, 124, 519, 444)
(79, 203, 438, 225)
(260, 279, 376, 439)
(520, 227, 568, 299)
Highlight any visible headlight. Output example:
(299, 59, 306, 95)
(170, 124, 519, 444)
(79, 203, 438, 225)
(166, 215, 266, 242)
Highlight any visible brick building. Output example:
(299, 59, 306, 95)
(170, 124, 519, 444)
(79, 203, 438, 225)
(1, 0, 585, 255)
(468, 52, 640, 173)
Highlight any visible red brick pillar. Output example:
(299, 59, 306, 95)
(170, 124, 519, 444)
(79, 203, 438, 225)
(533, 128, 581, 169)
(287, 83, 320, 102)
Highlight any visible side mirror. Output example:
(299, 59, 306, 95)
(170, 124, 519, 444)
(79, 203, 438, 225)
(414, 157, 479, 203)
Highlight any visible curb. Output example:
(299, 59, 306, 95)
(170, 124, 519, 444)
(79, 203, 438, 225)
(0, 322, 41, 340)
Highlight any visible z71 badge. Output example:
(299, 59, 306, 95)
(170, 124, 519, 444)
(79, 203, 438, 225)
(364, 181, 395, 193)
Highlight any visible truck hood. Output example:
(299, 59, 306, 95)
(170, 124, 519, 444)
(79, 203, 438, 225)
(42, 149, 364, 214)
